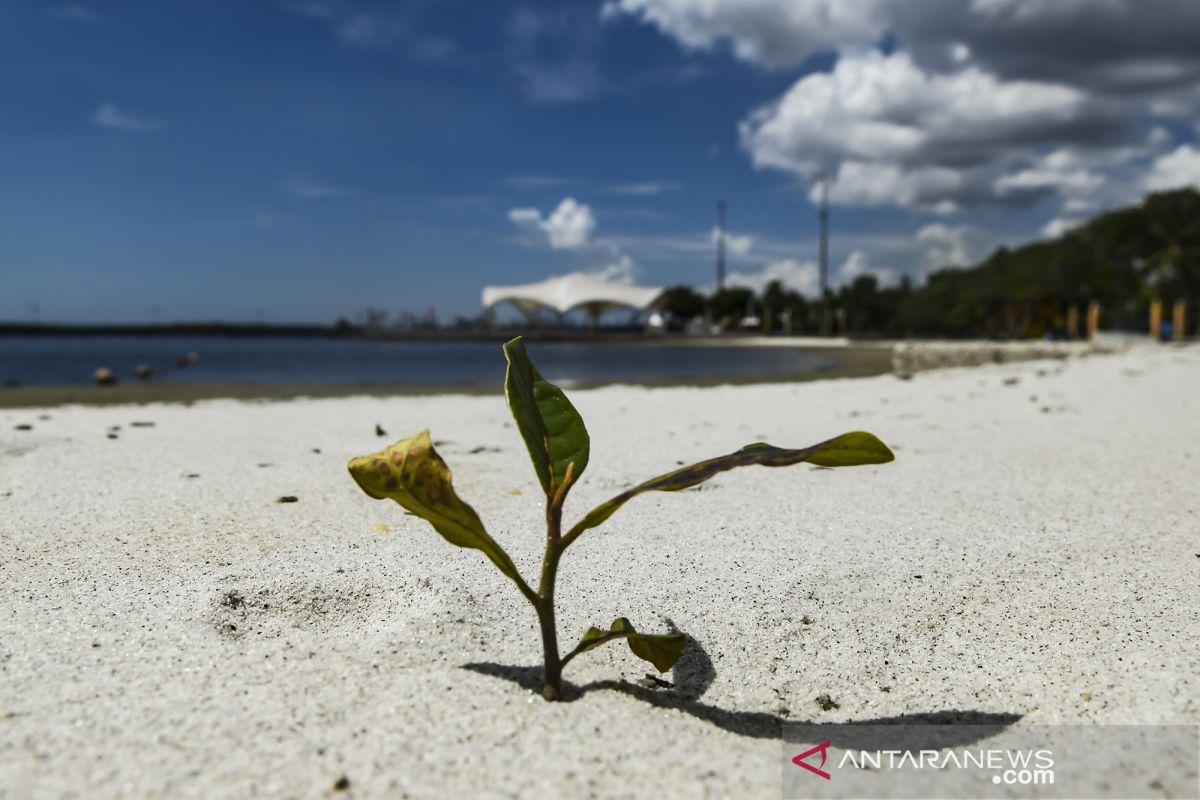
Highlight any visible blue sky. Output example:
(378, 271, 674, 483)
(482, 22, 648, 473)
(4, 0, 1200, 323)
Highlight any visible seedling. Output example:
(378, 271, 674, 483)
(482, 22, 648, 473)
(348, 337, 894, 701)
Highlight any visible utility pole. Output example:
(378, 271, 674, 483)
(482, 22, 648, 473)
(716, 200, 726, 291)
(818, 177, 830, 336)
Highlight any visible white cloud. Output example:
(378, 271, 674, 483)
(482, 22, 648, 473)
(915, 223, 991, 273)
(283, 179, 351, 200)
(1041, 217, 1082, 238)
(739, 50, 1109, 211)
(93, 104, 164, 132)
(602, 0, 882, 70)
(993, 148, 1107, 213)
(711, 226, 753, 256)
(593, 253, 637, 283)
(606, 181, 682, 195)
(607, 1, 1200, 93)
(507, 198, 642, 282)
(817, 162, 969, 214)
(508, 197, 597, 249)
(837, 250, 896, 286)
(613, 0, 1200, 223)
(727, 258, 819, 296)
(1144, 145, 1200, 192)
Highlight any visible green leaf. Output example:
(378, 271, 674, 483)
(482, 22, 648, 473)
(563, 431, 894, 546)
(502, 336, 589, 499)
(347, 430, 525, 589)
(569, 617, 686, 673)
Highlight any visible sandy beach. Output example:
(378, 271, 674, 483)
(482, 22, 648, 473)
(1, 344, 1197, 798)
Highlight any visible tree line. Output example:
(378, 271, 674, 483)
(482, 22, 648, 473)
(659, 188, 1199, 338)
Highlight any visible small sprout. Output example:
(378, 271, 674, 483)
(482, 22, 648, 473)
(347, 337, 895, 702)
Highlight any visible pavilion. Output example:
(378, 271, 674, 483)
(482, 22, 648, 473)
(481, 272, 664, 328)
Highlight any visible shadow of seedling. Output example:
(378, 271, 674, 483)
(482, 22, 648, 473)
(465, 623, 1021, 745)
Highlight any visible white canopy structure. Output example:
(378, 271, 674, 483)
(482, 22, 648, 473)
(481, 272, 664, 321)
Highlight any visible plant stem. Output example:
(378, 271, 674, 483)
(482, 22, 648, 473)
(536, 595, 561, 701)
(538, 495, 565, 701)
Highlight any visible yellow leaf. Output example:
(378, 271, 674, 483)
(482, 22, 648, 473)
(348, 430, 522, 586)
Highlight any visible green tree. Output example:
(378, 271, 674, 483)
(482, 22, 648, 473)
(658, 285, 707, 325)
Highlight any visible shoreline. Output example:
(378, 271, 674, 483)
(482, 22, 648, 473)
(0, 345, 895, 408)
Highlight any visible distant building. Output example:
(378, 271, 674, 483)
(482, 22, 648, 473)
(482, 272, 663, 328)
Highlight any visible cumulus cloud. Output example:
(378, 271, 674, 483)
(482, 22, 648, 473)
(508, 197, 597, 250)
(993, 148, 1108, 213)
(508, 197, 643, 282)
(837, 250, 897, 286)
(915, 224, 993, 273)
(602, 0, 882, 70)
(894, 0, 1200, 94)
(727, 258, 819, 295)
(93, 104, 164, 132)
(612, 0, 1200, 229)
(593, 253, 637, 283)
(607, 0, 1200, 93)
(1041, 217, 1082, 238)
(1144, 145, 1200, 192)
(740, 50, 1117, 211)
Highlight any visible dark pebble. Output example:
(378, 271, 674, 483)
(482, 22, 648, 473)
(815, 694, 839, 711)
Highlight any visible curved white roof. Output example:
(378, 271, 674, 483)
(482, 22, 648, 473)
(482, 272, 663, 315)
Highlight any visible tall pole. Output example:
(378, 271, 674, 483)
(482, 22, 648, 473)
(818, 177, 829, 335)
(716, 200, 726, 291)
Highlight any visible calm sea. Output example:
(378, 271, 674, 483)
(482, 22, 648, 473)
(0, 336, 841, 388)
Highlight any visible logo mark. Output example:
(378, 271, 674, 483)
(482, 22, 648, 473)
(792, 741, 833, 780)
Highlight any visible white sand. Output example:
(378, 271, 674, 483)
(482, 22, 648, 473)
(1, 345, 1197, 798)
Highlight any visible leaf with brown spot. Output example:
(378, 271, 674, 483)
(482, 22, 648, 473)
(347, 430, 524, 589)
(562, 431, 894, 547)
